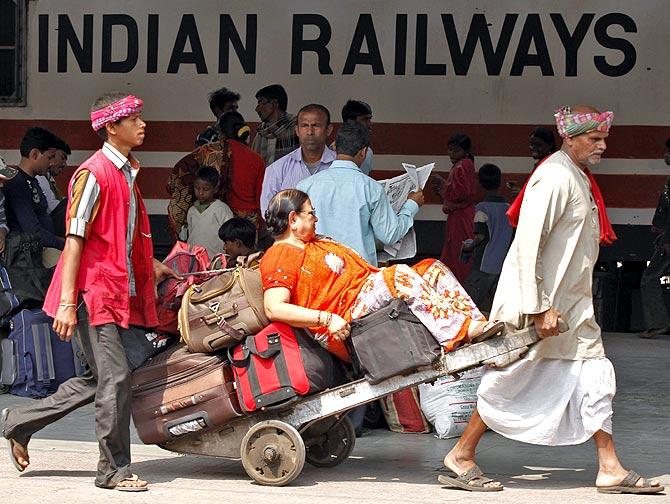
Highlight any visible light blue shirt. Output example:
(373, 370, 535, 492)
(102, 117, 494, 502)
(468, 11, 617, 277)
(260, 146, 336, 215)
(297, 160, 419, 266)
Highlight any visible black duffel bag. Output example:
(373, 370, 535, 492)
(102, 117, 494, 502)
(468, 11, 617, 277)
(349, 298, 442, 384)
(1, 232, 54, 309)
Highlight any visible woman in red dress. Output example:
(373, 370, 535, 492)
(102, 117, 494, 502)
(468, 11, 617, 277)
(434, 133, 477, 283)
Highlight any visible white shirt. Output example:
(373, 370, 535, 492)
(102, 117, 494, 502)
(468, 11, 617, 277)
(490, 150, 605, 360)
(186, 199, 234, 258)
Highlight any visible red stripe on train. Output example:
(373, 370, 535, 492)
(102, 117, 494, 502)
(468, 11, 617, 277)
(1, 119, 667, 158)
(54, 167, 667, 208)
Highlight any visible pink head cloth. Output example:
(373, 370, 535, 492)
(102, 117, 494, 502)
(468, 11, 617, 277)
(90, 95, 143, 132)
(554, 106, 614, 139)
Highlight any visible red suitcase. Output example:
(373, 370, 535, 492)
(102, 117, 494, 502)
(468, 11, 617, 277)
(228, 322, 338, 413)
(131, 344, 242, 445)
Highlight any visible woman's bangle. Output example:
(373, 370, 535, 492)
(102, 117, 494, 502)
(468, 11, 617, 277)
(316, 310, 322, 326)
(59, 303, 77, 309)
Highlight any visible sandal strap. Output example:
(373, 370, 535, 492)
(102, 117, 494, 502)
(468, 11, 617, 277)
(621, 470, 642, 487)
(461, 465, 484, 481)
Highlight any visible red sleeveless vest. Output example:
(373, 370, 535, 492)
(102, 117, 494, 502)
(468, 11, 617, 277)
(43, 149, 158, 328)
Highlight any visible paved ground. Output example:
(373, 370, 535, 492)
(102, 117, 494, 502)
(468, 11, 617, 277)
(1, 332, 668, 503)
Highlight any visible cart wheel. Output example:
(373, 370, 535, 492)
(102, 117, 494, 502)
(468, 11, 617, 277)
(240, 420, 306, 486)
(304, 416, 356, 468)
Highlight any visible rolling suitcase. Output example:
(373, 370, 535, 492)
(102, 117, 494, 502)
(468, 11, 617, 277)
(131, 343, 242, 445)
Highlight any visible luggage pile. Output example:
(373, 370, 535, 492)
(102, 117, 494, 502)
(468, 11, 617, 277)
(131, 250, 455, 444)
(131, 249, 343, 445)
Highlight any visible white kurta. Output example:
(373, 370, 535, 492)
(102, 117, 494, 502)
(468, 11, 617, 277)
(186, 199, 233, 258)
(479, 150, 614, 445)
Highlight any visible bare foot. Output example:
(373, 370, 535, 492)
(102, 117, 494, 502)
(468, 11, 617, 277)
(443, 448, 502, 489)
(468, 321, 505, 344)
(10, 439, 30, 472)
(596, 468, 661, 490)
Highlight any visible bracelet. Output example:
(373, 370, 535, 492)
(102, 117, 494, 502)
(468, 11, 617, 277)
(316, 310, 322, 326)
(59, 303, 77, 309)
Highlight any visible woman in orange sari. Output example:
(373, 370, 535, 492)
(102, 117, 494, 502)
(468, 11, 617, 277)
(260, 189, 503, 362)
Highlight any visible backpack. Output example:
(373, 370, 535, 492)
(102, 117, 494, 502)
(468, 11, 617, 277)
(0, 309, 78, 398)
(0, 233, 54, 309)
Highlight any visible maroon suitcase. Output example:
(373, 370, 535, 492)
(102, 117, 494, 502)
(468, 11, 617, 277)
(131, 344, 242, 445)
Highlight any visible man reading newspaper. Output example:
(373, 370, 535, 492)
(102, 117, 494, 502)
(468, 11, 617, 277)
(297, 121, 424, 266)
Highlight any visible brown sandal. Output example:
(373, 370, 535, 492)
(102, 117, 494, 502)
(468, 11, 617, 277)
(597, 470, 664, 494)
(111, 474, 149, 492)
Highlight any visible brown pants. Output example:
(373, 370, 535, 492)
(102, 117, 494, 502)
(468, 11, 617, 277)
(2, 302, 133, 488)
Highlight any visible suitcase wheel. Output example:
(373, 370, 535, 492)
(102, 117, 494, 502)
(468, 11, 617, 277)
(240, 420, 305, 486)
(303, 415, 356, 468)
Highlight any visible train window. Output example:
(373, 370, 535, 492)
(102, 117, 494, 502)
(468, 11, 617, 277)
(0, 0, 26, 106)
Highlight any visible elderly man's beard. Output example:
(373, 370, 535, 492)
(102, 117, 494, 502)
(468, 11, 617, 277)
(586, 150, 605, 165)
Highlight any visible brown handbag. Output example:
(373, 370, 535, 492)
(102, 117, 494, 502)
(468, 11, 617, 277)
(178, 252, 269, 353)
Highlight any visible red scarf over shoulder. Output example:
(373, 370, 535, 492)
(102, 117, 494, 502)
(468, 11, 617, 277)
(506, 156, 617, 246)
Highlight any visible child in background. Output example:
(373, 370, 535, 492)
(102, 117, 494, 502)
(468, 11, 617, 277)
(184, 166, 233, 257)
(218, 217, 258, 264)
(461, 163, 513, 313)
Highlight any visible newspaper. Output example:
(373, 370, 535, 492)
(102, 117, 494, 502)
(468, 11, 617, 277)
(377, 163, 435, 262)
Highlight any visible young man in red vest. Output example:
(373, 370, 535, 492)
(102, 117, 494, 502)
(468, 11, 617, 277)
(1, 92, 174, 491)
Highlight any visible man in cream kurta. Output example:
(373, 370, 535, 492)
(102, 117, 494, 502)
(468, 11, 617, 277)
(438, 106, 663, 495)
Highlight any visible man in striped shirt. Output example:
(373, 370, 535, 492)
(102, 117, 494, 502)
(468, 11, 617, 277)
(2, 92, 174, 493)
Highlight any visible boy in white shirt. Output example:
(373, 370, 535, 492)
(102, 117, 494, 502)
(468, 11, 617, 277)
(183, 166, 233, 257)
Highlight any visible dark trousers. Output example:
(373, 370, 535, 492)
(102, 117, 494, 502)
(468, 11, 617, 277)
(641, 248, 670, 330)
(3, 302, 133, 488)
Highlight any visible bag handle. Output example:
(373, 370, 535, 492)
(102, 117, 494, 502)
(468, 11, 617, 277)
(227, 344, 251, 368)
(246, 332, 282, 359)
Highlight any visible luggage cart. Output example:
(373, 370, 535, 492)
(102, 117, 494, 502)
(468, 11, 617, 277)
(160, 327, 540, 486)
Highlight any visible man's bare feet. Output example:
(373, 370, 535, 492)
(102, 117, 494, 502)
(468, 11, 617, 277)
(443, 447, 503, 489)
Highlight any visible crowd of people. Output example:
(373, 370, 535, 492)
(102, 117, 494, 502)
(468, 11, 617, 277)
(0, 86, 665, 495)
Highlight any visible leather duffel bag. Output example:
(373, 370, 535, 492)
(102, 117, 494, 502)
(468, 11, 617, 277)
(349, 298, 442, 384)
(178, 253, 269, 353)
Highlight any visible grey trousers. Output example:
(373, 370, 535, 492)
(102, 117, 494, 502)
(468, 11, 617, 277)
(641, 248, 670, 331)
(2, 302, 133, 488)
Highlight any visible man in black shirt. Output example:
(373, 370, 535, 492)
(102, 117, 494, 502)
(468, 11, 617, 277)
(2, 127, 64, 250)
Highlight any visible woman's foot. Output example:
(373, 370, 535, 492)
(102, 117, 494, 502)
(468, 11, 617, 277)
(468, 320, 505, 344)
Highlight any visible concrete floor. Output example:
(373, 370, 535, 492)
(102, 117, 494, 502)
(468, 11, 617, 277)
(0, 332, 668, 503)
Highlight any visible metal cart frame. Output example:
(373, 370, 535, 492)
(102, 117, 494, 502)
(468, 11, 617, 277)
(160, 327, 540, 486)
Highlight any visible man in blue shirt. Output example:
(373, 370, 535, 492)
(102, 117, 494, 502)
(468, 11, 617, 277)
(298, 121, 424, 266)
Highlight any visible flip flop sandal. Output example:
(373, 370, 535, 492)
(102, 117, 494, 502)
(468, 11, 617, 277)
(2, 408, 28, 473)
(438, 465, 503, 492)
(597, 470, 665, 494)
(112, 474, 149, 492)
(470, 321, 506, 344)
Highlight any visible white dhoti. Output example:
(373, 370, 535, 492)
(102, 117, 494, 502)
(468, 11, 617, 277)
(477, 357, 616, 446)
